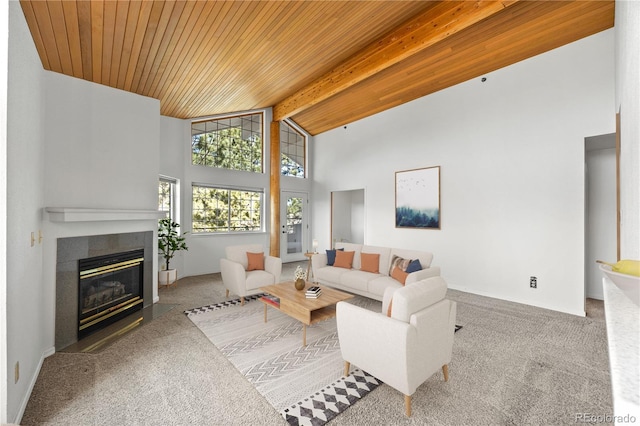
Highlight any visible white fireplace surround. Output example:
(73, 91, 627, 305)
(46, 207, 165, 350)
(45, 207, 165, 223)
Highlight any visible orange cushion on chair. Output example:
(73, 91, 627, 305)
(246, 252, 265, 271)
(360, 252, 380, 273)
(333, 250, 355, 269)
(391, 266, 409, 285)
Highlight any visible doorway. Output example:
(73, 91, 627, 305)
(585, 133, 616, 300)
(280, 191, 309, 262)
(331, 189, 365, 248)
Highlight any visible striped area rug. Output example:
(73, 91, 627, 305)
(185, 295, 381, 426)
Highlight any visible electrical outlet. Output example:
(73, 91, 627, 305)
(15, 361, 19, 383)
(530, 276, 537, 289)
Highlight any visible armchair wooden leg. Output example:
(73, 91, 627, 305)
(442, 364, 449, 382)
(241, 296, 245, 306)
(344, 361, 350, 377)
(225, 289, 229, 297)
(404, 394, 412, 417)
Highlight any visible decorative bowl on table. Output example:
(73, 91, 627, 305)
(599, 264, 640, 307)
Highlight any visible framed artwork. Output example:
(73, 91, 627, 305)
(395, 166, 440, 229)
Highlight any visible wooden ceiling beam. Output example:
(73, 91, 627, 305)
(272, 0, 519, 122)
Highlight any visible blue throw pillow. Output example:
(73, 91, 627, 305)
(406, 259, 422, 273)
(326, 248, 344, 266)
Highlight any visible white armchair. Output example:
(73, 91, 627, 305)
(336, 276, 456, 416)
(220, 244, 282, 305)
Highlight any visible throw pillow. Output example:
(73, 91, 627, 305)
(391, 266, 409, 285)
(360, 252, 380, 273)
(246, 252, 265, 271)
(389, 255, 412, 275)
(334, 250, 355, 269)
(326, 248, 344, 266)
(406, 259, 422, 274)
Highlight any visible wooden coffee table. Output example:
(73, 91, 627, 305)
(260, 282, 353, 346)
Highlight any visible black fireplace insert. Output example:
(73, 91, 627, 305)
(78, 249, 144, 339)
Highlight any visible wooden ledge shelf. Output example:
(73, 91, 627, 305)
(45, 207, 166, 223)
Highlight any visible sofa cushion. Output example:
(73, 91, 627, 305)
(370, 276, 403, 300)
(389, 255, 412, 275)
(391, 248, 433, 269)
(226, 244, 264, 269)
(326, 248, 344, 266)
(339, 270, 378, 294)
(360, 252, 380, 273)
(361, 245, 391, 275)
(246, 252, 265, 271)
(246, 270, 276, 290)
(391, 266, 409, 284)
(406, 259, 422, 273)
(335, 242, 362, 270)
(315, 266, 351, 284)
(334, 250, 355, 269)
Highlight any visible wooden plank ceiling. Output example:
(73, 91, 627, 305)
(20, 1, 614, 136)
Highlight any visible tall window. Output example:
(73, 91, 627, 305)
(192, 184, 263, 233)
(159, 176, 178, 221)
(281, 121, 306, 178)
(191, 113, 263, 173)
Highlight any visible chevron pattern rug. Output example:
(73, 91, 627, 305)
(185, 295, 381, 426)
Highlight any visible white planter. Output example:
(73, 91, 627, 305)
(159, 269, 178, 287)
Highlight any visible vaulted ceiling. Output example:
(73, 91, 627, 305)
(19, 0, 614, 136)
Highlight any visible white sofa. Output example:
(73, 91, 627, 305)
(311, 242, 440, 301)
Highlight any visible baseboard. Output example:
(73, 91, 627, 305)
(13, 345, 55, 425)
(448, 284, 586, 317)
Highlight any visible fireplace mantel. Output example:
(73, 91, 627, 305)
(45, 207, 165, 223)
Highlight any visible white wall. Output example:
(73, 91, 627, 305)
(159, 116, 187, 274)
(0, 0, 7, 420)
(5, 3, 161, 422)
(6, 2, 46, 422)
(312, 29, 615, 316)
(43, 74, 159, 210)
(615, 0, 640, 260)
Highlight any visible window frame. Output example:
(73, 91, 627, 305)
(159, 175, 180, 225)
(280, 119, 307, 179)
(191, 112, 265, 173)
(191, 183, 265, 234)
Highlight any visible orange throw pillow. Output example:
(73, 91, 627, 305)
(360, 252, 380, 273)
(391, 266, 409, 285)
(246, 252, 265, 271)
(333, 250, 355, 269)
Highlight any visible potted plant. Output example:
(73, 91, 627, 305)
(158, 218, 188, 286)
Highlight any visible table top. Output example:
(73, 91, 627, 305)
(261, 281, 353, 310)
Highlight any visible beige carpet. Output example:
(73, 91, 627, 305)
(21, 262, 612, 425)
(186, 293, 381, 424)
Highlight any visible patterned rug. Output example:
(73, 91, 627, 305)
(185, 295, 382, 426)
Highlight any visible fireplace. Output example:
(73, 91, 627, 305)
(78, 249, 144, 339)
